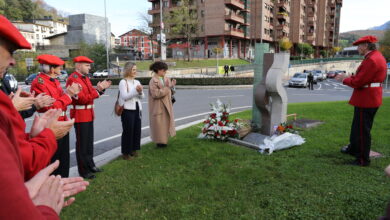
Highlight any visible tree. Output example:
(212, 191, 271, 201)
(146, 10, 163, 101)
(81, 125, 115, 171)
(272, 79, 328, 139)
(297, 43, 314, 57)
(165, 0, 198, 61)
(138, 12, 156, 61)
(279, 37, 292, 52)
(380, 28, 390, 61)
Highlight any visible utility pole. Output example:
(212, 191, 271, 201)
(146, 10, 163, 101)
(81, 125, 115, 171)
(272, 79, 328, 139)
(160, 0, 166, 60)
(104, 0, 110, 72)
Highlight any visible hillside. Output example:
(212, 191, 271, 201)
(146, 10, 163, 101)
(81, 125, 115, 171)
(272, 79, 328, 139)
(370, 20, 390, 31)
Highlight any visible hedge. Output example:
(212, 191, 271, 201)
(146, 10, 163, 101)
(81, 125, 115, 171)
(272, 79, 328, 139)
(90, 77, 254, 86)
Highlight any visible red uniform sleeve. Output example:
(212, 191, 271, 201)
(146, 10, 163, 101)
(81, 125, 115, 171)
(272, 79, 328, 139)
(67, 75, 99, 104)
(343, 58, 376, 89)
(20, 128, 58, 180)
(31, 80, 72, 112)
(0, 130, 59, 220)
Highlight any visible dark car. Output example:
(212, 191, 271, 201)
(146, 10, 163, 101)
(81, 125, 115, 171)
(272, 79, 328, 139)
(25, 73, 38, 85)
(3, 73, 18, 93)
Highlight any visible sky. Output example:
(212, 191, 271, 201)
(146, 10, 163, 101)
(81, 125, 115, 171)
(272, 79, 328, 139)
(44, 0, 390, 36)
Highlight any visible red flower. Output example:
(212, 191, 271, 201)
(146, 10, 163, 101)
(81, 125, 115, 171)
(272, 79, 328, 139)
(287, 125, 293, 129)
(234, 119, 238, 123)
(210, 113, 216, 119)
(218, 121, 224, 126)
(204, 120, 210, 124)
(222, 130, 227, 135)
(226, 120, 230, 123)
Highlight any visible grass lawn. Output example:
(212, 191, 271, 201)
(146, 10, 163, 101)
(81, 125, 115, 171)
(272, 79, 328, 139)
(120, 59, 250, 71)
(61, 98, 390, 219)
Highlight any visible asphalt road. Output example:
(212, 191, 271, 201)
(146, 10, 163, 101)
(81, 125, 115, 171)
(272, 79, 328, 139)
(21, 79, 390, 167)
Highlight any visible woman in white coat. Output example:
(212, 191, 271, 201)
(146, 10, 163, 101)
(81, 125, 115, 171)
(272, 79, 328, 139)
(119, 62, 144, 160)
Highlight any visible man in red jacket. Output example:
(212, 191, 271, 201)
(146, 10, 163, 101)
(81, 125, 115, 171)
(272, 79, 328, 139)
(66, 56, 111, 179)
(31, 54, 81, 177)
(336, 35, 387, 166)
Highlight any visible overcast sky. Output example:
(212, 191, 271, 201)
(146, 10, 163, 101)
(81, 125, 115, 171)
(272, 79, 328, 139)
(44, 0, 390, 36)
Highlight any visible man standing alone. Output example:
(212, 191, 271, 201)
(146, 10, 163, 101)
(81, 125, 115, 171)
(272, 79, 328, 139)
(336, 35, 387, 166)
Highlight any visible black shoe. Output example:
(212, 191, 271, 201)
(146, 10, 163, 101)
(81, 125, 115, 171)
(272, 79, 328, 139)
(348, 159, 370, 167)
(156, 144, 167, 148)
(81, 173, 96, 179)
(91, 166, 103, 173)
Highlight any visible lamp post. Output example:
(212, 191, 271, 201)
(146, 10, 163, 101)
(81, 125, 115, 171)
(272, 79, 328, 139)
(104, 0, 110, 72)
(160, 0, 166, 60)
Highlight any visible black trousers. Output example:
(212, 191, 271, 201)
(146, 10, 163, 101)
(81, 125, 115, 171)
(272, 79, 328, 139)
(308, 81, 314, 90)
(50, 133, 70, 177)
(75, 122, 96, 176)
(348, 107, 378, 163)
(121, 103, 141, 155)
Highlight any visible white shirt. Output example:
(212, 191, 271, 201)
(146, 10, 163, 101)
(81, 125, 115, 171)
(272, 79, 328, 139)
(118, 79, 144, 110)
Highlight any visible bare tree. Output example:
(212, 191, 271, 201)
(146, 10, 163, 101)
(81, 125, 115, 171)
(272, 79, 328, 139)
(138, 12, 156, 61)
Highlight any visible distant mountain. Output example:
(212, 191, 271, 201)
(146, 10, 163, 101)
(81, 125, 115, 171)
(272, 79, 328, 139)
(370, 21, 390, 31)
(340, 30, 385, 40)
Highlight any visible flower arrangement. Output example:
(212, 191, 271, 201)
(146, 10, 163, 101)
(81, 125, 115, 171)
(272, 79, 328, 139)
(198, 100, 241, 141)
(274, 122, 297, 135)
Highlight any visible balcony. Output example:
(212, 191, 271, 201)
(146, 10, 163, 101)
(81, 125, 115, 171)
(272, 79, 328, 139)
(308, 17, 315, 25)
(225, 28, 245, 38)
(307, 11, 315, 17)
(225, 13, 248, 25)
(307, 36, 314, 44)
(307, 31, 315, 36)
(276, 23, 289, 32)
(336, 0, 342, 5)
(225, 0, 245, 10)
(328, 1, 336, 8)
(276, 12, 288, 19)
(148, 7, 160, 14)
(149, 22, 160, 27)
(307, 0, 315, 7)
(276, 0, 288, 8)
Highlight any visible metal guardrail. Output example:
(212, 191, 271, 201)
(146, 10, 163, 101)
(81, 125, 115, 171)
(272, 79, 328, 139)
(290, 57, 363, 65)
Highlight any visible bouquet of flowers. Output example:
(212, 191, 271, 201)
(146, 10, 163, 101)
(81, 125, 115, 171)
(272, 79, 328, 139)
(274, 122, 297, 135)
(198, 99, 240, 141)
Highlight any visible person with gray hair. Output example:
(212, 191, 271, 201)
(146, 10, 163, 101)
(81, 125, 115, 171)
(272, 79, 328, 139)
(119, 62, 144, 160)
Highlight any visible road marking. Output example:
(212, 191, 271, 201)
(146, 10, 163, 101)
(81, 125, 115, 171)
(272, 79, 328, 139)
(208, 95, 245, 98)
(68, 105, 252, 154)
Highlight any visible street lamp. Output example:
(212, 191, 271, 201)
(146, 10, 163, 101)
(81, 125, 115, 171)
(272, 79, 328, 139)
(160, 0, 166, 60)
(104, 0, 110, 72)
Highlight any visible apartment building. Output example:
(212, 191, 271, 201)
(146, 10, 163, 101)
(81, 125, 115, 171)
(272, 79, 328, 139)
(148, 0, 251, 59)
(148, 0, 342, 58)
(119, 29, 158, 59)
(12, 21, 52, 50)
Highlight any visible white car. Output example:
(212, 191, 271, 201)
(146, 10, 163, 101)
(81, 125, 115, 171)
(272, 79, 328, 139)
(288, 73, 308, 88)
(93, 70, 109, 78)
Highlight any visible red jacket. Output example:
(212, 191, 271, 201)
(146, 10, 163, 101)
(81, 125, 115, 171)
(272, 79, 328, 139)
(0, 97, 58, 219)
(343, 50, 387, 108)
(0, 91, 57, 180)
(31, 73, 72, 121)
(66, 71, 100, 123)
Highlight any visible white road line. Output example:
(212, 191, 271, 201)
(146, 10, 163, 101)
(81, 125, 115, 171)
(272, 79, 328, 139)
(69, 105, 252, 154)
(316, 83, 322, 90)
(208, 95, 245, 98)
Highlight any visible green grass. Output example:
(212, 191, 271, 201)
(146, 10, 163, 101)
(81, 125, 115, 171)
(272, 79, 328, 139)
(121, 59, 250, 71)
(61, 98, 390, 219)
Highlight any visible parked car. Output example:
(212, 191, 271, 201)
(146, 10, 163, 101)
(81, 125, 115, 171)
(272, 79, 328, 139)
(25, 73, 38, 85)
(288, 73, 308, 88)
(3, 73, 18, 92)
(93, 70, 109, 78)
(313, 70, 326, 81)
(327, 71, 337, 78)
(57, 70, 68, 82)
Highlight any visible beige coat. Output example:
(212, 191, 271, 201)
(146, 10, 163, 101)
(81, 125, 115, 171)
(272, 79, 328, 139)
(148, 75, 176, 144)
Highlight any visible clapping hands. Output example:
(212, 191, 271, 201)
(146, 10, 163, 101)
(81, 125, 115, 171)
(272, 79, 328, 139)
(97, 79, 112, 92)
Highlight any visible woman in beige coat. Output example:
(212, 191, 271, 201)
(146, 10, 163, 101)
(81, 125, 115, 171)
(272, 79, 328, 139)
(148, 61, 176, 147)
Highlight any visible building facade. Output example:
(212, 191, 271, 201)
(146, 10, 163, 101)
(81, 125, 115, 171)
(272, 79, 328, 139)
(148, 0, 342, 58)
(118, 29, 158, 59)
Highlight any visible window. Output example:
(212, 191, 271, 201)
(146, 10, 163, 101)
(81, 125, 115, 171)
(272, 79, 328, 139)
(201, 10, 204, 17)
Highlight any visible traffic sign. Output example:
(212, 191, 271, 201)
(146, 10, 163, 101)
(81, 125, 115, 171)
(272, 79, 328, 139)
(25, 58, 34, 67)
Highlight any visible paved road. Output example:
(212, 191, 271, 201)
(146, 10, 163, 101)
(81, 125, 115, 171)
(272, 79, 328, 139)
(20, 79, 390, 167)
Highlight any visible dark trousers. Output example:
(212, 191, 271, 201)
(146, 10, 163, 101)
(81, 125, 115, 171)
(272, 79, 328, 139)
(308, 81, 314, 90)
(348, 107, 378, 163)
(121, 103, 141, 155)
(75, 122, 95, 176)
(224, 70, 229, 76)
(50, 133, 70, 177)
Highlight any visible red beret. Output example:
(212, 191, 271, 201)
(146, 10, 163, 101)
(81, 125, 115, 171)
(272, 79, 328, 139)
(0, 15, 31, 49)
(352, 35, 378, 45)
(37, 54, 65, 66)
(73, 56, 94, 63)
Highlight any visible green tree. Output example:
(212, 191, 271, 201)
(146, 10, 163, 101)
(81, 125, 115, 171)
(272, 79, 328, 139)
(297, 43, 314, 57)
(165, 0, 198, 61)
(380, 28, 390, 61)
